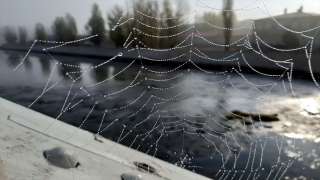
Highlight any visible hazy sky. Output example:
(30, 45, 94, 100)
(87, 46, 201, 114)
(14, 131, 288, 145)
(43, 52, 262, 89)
(0, 0, 319, 39)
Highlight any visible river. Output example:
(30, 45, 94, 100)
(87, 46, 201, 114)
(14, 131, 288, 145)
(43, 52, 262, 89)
(0, 50, 320, 179)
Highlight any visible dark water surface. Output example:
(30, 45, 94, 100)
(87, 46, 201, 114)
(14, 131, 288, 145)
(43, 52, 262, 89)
(1, 50, 320, 179)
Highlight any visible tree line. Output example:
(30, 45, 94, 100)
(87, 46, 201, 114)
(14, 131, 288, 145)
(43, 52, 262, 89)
(1, 0, 236, 50)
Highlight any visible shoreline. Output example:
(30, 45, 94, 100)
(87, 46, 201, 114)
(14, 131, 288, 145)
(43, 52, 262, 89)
(1, 45, 320, 81)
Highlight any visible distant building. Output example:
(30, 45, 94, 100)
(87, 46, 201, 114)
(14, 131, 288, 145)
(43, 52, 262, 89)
(253, 8, 320, 49)
(193, 29, 252, 49)
(181, 27, 252, 51)
(181, 20, 253, 50)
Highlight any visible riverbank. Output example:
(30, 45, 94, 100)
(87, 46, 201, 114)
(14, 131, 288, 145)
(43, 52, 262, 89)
(1, 44, 320, 80)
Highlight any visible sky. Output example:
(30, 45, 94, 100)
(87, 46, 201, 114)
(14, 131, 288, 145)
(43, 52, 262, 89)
(0, 0, 319, 39)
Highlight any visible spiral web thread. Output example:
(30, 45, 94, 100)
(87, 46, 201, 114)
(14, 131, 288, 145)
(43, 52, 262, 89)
(11, 0, 320, 179)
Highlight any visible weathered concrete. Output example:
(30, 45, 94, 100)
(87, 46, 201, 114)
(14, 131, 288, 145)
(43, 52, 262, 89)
(0, 157, 8, 180)
(0, 97, 210, 180)
(1, 45, 320, 80)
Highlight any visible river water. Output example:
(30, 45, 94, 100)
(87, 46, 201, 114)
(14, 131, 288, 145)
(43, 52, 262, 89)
(1, 50, 320, 179)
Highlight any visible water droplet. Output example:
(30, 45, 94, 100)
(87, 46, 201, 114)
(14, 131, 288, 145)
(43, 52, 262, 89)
(118, 53, 123, 56)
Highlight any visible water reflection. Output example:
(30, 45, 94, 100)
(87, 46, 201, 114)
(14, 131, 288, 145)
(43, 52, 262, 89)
(38, 58, 51, 75)
(6, 54, 21, 68)
(58, 62, 82, 81)
(24, 56, 32, 71)
(91, 66, 111, 83)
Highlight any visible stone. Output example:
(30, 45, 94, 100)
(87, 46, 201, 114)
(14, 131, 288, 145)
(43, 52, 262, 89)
(121, 172, 144, 180)
(43, 147, 80, 168)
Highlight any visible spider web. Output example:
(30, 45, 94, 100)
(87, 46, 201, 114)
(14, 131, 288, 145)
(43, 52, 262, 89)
(10, 0, 320, 179)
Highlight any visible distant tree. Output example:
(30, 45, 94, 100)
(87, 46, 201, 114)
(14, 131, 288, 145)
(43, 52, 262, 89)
(159, 0, 186, 49)
(107, 0, 187, 49)
(52, 13, 77, 42)
(65, 13, 78, 41)
(52, 17, 67, 42)
(133, 0, 159, 48)
(1, 26, 18, 44)
(35, 23, 46, 41)
(18, 26, 28, 45)
(195, 10, 237, 32)
(196, 12, 223, 32)
(86, 3, 106, 46)
(222, 0, 233, 51)
(282, 31, 300, 48)
(107, 5, 130, 47)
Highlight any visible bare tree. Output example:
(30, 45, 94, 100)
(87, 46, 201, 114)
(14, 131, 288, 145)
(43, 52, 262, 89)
(18, 26, 28, 45)
(222, 0, 233, 51)
(1, 26, 17, 44)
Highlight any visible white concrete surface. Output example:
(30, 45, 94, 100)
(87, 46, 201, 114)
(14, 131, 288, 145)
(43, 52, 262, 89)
(0, 97, 210, 180)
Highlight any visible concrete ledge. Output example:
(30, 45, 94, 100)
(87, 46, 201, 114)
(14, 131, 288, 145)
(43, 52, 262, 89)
(0, 97, 210, 180)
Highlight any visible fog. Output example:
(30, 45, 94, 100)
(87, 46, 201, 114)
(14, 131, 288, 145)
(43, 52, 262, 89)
(0, 0, 319, 41)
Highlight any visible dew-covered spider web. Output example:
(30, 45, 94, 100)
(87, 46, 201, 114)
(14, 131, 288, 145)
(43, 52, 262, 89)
(8, 0, 320, 179)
